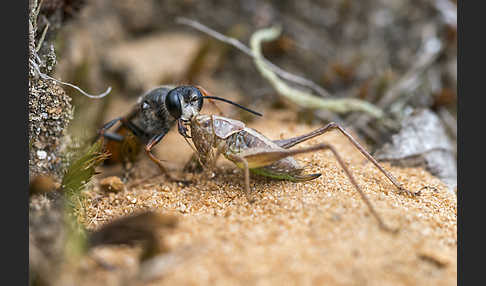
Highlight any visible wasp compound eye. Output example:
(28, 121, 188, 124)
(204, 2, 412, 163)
(165, 89, 182, 119)
(141, 100, 150, 110)
(181, 85, 203, 110)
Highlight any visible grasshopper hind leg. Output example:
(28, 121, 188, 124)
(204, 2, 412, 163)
(238, 143, 398, 233)
(273, 122, 419, 197)
(225, 154, 254, 203)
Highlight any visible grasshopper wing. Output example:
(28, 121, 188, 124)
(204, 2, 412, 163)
(212, 116, 246, 139)
(237, 147, 322, 182)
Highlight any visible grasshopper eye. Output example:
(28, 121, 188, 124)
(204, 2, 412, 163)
(165, 90, 182, 119)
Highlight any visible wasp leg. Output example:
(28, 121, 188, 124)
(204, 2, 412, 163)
(103, 116, 122, 127)
(273, 122, 419, 197)
(144, 133, 170, 174)
(120, 118, 148, 139)
(238, 143, 398, 233)
(144, 134, 190, 184)
(119, 118, 168, 173)
(94, 117, 124, 143)
(101, 132, 124, 142)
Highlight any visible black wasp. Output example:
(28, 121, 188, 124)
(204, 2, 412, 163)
(96, 85, 261, 180)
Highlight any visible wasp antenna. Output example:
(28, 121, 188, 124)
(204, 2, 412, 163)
(203, 96, 262, 117)
(195, 85, 262, 117)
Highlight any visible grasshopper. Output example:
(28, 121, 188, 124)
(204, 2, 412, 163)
(165, 88, 420, 232)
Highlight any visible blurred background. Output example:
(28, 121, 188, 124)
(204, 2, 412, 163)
(32, 0, 458, 142)
(42, 0, 456, 188)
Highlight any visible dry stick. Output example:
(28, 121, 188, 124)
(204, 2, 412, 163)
(250, 26, 385, 119)
(434, 0, 457, 28)
(348, 34, 444, 134)
(177, 18, 384, 118)
(176, 17, 331, 98)
(30, 58, 112, 99)
(377, 36, 443, 108)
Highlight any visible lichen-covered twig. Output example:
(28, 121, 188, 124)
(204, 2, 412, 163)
(177, 18, 384, 118)
(29, 0, 111, 100)
(176, 17, 332, 98)
(250, 26, 385, 119)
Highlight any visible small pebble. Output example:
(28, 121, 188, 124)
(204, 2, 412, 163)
(37, 150, 47, 160)
(100, 176, 125, 193)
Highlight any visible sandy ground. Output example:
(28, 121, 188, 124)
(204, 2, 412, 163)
(70, 107, 457, 286)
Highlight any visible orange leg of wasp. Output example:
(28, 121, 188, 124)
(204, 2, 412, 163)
(144, 139, 169, 175)
(144, 134, 189, 184)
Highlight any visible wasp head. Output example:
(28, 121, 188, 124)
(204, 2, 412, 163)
(165, 86, 204, 122)
(165, 85, 262, 138)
